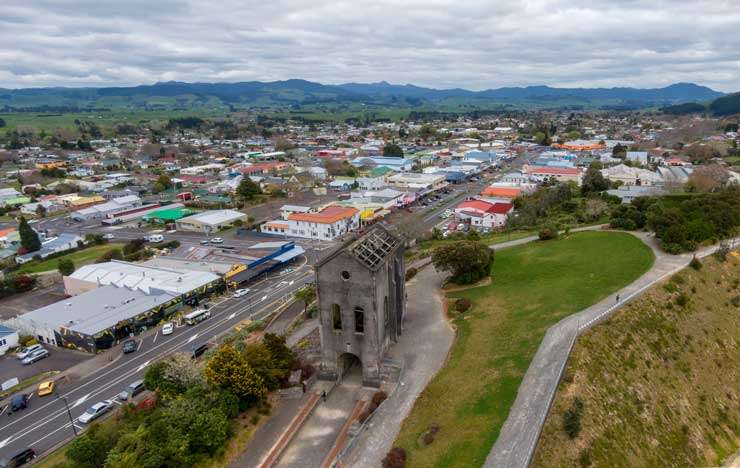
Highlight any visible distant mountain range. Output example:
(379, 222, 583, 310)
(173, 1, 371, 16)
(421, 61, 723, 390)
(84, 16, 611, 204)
(0, 80, 726, 112)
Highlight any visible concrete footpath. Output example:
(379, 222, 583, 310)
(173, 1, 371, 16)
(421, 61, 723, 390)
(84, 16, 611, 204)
(484, 234, 739, 468)
(341, 264, 455, 467)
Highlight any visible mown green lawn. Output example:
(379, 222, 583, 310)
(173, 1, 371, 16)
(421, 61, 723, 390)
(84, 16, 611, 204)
(395, 231, 655, 467)
(17, 243, 124, 274)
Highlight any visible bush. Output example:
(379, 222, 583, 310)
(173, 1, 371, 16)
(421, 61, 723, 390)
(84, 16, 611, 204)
(454, 298, 472, 313)
(383, 447, 407, 468)
(58, 258, 75, 276)
(405, 267, 418, 281)
(675, 293, 689, 307)
(689, 256, 702, 270)
(372, 390, 388, 407)
(714, 242, 730, 262)
(562, 397, 584, 439)
(19, 335, 38, 347)
(96, 248, 123, 263)
(538, 224, 559, 240)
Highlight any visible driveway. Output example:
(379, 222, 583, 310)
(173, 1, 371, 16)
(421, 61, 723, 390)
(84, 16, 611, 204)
(341, 264, 455, 467)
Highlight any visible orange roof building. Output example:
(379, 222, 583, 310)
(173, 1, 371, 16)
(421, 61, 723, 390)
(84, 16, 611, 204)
(263, 205, 360, 240)
(480, 186, 522, 199)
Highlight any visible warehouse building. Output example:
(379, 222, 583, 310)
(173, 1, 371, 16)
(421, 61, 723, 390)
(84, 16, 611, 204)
(175, 209, 247, 233)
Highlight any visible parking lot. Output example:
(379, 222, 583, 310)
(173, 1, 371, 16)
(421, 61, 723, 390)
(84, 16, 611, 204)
(0, 346, 92, 389)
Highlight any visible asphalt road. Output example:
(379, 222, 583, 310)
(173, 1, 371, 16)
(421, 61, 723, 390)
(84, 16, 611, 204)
(0, 264, 314, 460)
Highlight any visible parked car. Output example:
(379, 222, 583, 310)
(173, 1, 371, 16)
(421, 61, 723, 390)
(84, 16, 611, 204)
(16, 344, 44, 360)
(199, 239, 209, 245)
(161, 322, 174, 335)
(122, 339, 137, 354)
(78, 400, 113, 424)
(9, 394, 28, 412)
(117, 379, 145, 401)
(190, 343, 208, 360)
(145, 234, 164, 243)
(102, 233, 115, 240)
(21, 349, 49, 365)
(210, 237, 224, 244)
(0, 448, 35, 467)
(37, 380, 55, 397)
(233, 288, 250, 298)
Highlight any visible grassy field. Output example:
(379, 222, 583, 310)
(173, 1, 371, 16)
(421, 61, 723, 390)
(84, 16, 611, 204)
(533, 254, 740, 468)
(407, 230, 536, 261)
(16, 243, 124, 274)
(394, 231, 655, 467)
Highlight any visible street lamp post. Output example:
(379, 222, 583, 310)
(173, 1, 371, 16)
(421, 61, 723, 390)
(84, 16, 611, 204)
(57, 395, 77, 436)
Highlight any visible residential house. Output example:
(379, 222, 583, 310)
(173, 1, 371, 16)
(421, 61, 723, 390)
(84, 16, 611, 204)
(601, 164, 662, 186)
(454, 199, 514, 229)
(262, 205, 360, 240)
(16, 233, 84, 264)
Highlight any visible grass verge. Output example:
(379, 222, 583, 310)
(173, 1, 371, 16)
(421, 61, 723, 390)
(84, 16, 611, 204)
(533, 254, 740, 467)
(16, 243, 124, 274)
(394, 231, 655, 467)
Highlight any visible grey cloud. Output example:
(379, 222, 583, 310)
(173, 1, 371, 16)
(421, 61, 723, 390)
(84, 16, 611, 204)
(1, 0, 739, 91)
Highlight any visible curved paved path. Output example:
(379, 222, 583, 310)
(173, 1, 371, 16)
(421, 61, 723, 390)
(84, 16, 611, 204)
(484, 233, 738, 468)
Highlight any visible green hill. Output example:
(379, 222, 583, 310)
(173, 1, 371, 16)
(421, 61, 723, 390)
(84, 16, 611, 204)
(533, 254, 740, 468)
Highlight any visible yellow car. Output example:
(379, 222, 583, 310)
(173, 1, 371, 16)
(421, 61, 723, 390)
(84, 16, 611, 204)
(37, 380, 55, 397)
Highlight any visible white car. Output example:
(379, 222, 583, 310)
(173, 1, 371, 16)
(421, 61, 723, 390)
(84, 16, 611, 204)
(233, 288, 250, 298)
(161, 322, 174, 335)
(17, 344, 44, 360)
(103, 233, 115, 240)
(78, 400, 113, 424)
(210, 237, 224, 244)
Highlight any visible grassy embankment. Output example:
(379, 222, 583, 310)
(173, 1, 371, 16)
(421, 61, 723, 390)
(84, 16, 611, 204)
(395, 231, 655, 467)
(16, 243, 124, 274)
(533, 253, 740, 467)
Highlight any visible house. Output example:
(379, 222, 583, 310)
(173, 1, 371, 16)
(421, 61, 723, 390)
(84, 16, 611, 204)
(349, 157, 413, 172)
(262, 205, 360, 240)
(501, 171, 530, 185)
(287, 172, 316, 190)
(0, 227, 19, 249)
(175, 209, 247, 233)
(15, 233, 84, 264)
(606, 185, 666, 203)
(0, 187, 22, 205)
(0, 325, 19, 356)
(280, 205, 312, 220)
(626, 151, 649, 164)
(454, 199, 514, 228)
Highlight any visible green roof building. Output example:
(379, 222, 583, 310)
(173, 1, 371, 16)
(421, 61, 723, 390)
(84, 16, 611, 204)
(142, 208, 194, 223)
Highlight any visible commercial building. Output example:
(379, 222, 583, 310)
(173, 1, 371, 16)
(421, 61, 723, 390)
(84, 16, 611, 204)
(262, 205, 360, 240)
(142, 207, 194, 223)
(386, 173, 446, 192)
(70, 195, 142, 221)
(0, 325, 19, 356)
(175, 209, 247, 233)
(522, 165, 583, 185)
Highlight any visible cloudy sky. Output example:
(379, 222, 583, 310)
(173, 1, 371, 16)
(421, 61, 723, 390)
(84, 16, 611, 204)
(2, 0, 740, 91)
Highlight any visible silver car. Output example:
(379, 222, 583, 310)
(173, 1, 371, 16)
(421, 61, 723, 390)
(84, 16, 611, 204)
(78, 400, 113, 424)
(17, 344, 44, 360)
(21, 348, 49, 365)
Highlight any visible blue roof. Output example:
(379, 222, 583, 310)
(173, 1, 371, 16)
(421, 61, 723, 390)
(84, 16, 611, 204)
(0, 324, 17, 336)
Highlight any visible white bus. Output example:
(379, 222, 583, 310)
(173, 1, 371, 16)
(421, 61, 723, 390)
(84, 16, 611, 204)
(183, 308, 211, 326)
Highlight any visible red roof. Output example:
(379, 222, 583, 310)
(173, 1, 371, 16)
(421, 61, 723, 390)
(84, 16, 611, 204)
(526, 166, 581, 175)
(457, 200, 513, 215)
(480, 186, 521, 198)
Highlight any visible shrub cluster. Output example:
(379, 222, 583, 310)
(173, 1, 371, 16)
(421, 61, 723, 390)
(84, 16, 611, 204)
(383, 447, 407, 468)
(562, 397, 584, 439)
(454, 297, 472, 313)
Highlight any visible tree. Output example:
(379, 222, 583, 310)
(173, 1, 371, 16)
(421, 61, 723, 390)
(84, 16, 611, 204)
(244, 342, 283, 390)
(382, 143, 404, 157)
(58, 258, 75, 276)
(66, 423, 116, 468)
(294, 285, 316, 314)
(612, 143, 627, 158)
(18, 216, 41, 252)
(686, 164, 730, 192)
(35, 204, 47, 218)
(263, 333, 296, 374)
(156, 174, 172, 190)
(236, 178, 262, 201)
(431, 240, 493, 284)
(205, 345, 266, 404)
(581, 166, 609, 195)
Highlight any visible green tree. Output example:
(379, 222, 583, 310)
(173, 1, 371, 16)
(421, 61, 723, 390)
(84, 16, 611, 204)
(236, 178, 262, 201)
(156, 174, 172, 190)
(66, 423, 116, 468)
(431, 240, 493, 284)
(382, 143, 404, 157)
(244, 342, 283, 390)
(294, 285, 316, 314)
(581, 166, 609, 195)
(263, 333, 295, 374)
(205, 345, 266, 404)
(58, 258, 75, 276)
(18, 216, 41, 252)
(35, 204, 47, 218)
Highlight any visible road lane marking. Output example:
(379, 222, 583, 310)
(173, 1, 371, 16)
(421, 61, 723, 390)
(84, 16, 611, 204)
(137, 360, 151, 372)
(187, 334, 198, 343)
(153, 331, 158, 344)
(136, 340, 143, 352)
(72, 394, 90, 408)
(261, 295, 267, 301)
(228, 312, 236, 319)
(0, 436, 11, 449)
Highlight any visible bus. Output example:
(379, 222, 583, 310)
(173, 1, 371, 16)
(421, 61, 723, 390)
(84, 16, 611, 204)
(183, 309, 211, 326)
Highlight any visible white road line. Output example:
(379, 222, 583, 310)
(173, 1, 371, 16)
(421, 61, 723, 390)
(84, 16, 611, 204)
(136, 360, 151, 372)
(187, 334, 198, 343)
(0, 436, 11, 449)
(261, 295, 267, 302)
(136, 340, 143, 352)
(152, 331, 158, 344)
(27, 393, 33, 402)
(228, 312, 236, 320)
(0, 405, 6, 416)
(72, 393, 90, 408)
(111, 400, 122, 405)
